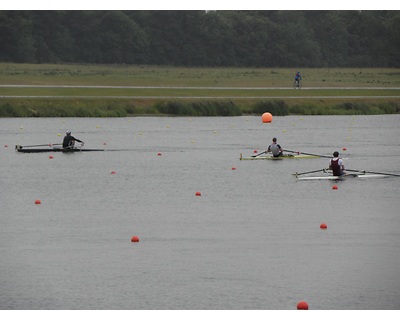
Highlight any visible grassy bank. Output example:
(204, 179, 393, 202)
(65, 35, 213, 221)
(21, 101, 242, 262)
(0, 63, 399, 117)
(1, 98, 398, 117)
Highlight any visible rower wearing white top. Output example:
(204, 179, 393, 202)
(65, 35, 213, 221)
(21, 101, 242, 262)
(329, 151, 345, 176)
(267, 137, 283, 157)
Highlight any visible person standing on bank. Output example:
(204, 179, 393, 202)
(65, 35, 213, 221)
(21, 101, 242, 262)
(329, 151, 345, 176)
(267, 137, 283, 157)
(63, 130, 84, 149)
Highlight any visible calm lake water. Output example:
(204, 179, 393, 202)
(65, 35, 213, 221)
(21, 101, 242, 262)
(1, 115, 399, 310)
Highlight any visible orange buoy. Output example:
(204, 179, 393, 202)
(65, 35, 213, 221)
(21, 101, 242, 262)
(195, 191, 202, 196)
(320, 223, 328, 229)
(131, 236, 140, 243)
(332, 185, 338, 190)
(34, 199, 41, 205)
(262, 112, 273, 123)
(297, 301, 309, 310)
(49, 155, 54, 159)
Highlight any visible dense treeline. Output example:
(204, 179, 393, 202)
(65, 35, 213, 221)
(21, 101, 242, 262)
(0, 10, 399, 67)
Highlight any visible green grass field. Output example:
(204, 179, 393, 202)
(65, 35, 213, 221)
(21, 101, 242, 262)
(0, 63, 399, 117)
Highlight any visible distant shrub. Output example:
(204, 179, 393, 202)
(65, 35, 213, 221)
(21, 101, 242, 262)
(250, 100, 289, 116)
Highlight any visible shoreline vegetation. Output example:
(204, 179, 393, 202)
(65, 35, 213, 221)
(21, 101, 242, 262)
(0, 63, 399, 117)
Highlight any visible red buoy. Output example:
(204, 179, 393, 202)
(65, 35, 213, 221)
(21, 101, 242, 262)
(297, 300, 309, 310)
(131, 236, 140, 243)
(342, 147, 347, 151)
(320, 223, 328, 229)
(232, 167, 236, 170)
(332, 185, 338, 190)
(4, 144, 8, 148)
(253, 150, 257, 154)
(261, 112, 273, 123)
(157, 152, 162, 156)
(111, 171, 116, 174)
(195, 191, 202, 196)
(34, 199, 41, 205)
(49, 155, 54, 159)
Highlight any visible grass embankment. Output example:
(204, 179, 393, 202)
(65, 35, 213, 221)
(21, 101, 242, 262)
(0, 63, 399, 117)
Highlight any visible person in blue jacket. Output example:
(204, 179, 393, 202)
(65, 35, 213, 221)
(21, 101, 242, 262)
(294, 71, 302, 87)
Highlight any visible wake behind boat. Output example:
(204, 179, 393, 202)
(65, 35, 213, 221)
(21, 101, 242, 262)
(15, 144, 105, 153)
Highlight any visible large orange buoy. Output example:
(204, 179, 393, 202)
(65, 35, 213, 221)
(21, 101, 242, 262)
(262, 112, 273, 123)
(195, 191, 202, 196)
(297, 300, 309, 310)
(131, 236, 140, 242)
(332, 185, 338, 190)
(320, 223, 328, 229)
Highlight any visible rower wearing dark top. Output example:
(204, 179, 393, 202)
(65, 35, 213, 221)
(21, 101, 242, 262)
(329, 151, 345, 176)
(63, 130, 84, 149)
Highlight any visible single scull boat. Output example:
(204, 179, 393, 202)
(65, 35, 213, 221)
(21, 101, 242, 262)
(240, 153, 319, 160)
(15, 145, 105, 153)
(295, 173, 387, 181)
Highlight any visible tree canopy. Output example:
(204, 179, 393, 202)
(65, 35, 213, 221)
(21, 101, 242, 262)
(0, 10, 399, 67)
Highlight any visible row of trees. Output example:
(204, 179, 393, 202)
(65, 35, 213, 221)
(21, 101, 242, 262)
(1, 11, 399, 67)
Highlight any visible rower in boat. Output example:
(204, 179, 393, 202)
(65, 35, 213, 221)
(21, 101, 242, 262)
(266, 137, 283, 158)
(329, 151, 345, 176)
(63, 130, 84, 149)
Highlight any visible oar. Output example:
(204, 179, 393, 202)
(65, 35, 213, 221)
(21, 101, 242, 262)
(252, 151, 267, 157)
(292, 168, 326, 176)
(284, 149, 331, 159)
(346, 169, 400, 177)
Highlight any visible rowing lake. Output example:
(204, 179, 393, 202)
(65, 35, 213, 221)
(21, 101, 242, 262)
(1, 115, 399, 312)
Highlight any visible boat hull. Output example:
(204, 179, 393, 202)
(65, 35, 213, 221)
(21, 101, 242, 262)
(240, 154, 319, 160)
(296, 173, 386, 181)
(16, 147, 104, 153)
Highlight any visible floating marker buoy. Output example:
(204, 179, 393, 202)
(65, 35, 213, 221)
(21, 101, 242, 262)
(232, 167, 236, 170)
(320, 223, 327, 229)
(111, 171, 116, 175)
(332, 185, 338, 190)
(261, 112, 273, 123)
(342, 147, 347, 151)
(195, 191, 202, 196)
(297, 301, 309, 310)
(4, 144, 8, 148)
(254, 150, 258, 154)
(157, 152, 162, 156)
(35, 199, 41, 205)
(49, 155, 54, 159)
(131, 236, 140, 243)
(103, 142, 107, 145)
